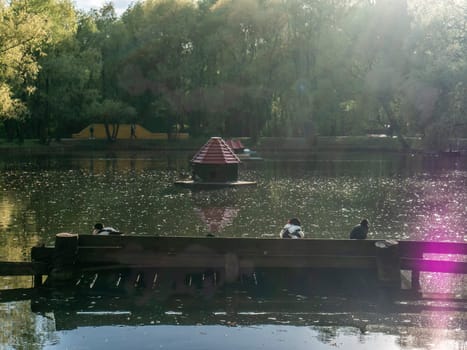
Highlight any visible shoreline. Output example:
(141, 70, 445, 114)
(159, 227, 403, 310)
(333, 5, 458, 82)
(0, 136, 465, 155)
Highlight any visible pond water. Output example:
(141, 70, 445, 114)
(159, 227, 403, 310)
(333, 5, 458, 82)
(0, 150, 466, 349)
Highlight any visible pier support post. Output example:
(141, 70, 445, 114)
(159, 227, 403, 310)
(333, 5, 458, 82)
(51, 233, 79, 282)
(411, 270, 421, 290)
(224, 253, 240, 283)
(33, 273, 43, 288)
(31, 245, 45, 287)
(375, 240, 401, 288)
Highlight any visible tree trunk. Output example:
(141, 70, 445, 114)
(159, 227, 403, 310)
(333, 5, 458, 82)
(111, 123, 120, 140)
(104, 121, 113, 141)
(382, 102, 411, 151)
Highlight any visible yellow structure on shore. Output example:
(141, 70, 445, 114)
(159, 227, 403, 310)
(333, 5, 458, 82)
(72, 124, 189, 140)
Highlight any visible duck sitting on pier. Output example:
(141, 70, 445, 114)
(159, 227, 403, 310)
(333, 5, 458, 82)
(349, 219, 369, 239)
(280, 218, 304, 239)
(92, 223, 122, 235)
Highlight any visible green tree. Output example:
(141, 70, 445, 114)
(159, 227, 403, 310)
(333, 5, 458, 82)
(193, 0, 288, 139)
(406, 0, 467, 150)
(119, 0, 198, 137)
(28, 0, 86, 142)
(2, 0, 466, 144)
(0, 0, 52, 140)
(345, 0, 413, 148)
(87, 98, 136, 141)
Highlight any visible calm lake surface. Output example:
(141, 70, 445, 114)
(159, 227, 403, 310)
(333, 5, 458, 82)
(0, 150, 466, 349)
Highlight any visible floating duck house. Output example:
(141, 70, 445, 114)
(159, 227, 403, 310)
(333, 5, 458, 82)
(226, 138, 263, 161)
(175, 137, 256, 188)
(192, 137, 240, 182)
(226, 139, 245, 154)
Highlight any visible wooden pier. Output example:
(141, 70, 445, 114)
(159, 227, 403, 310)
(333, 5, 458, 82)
(1, 234, 466, 291)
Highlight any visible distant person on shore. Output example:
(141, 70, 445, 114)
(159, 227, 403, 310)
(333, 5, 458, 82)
(280, 218, 304, 239)
(89, 125, 94, 139)
(349, 219, 369, 239)
(130, 123, 137, 139)
(92, 223, 121, 235)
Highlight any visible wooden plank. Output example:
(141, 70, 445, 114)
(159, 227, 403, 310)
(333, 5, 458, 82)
(76, 248, 376, 269)
(239, 255, 376, 269)
(36, 236, 466, 254)
(31, 246, 54, 262)
(399, 241, 467, 257)
(77, 236, 379, 257)
(77, 236, 466, 259)
(400, 258, 467, 274)
(0, 262, 48, 276)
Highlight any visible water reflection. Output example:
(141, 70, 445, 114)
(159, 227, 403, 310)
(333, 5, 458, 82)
(0, 152, 465, 241)
(194, 207, 240, 234)
(0, 151, 466, 349)
(0, 300, 56, 349)
(39, 325, 464, 350)
(0, 281, 465, 350)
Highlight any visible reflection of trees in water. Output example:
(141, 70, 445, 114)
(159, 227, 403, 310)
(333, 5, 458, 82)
(409, 174, 467, 242)
(315, 326, 339, 344)
(72, 153, 189, 175)
(0, 155, 465, 242)
(0, 154, 465, 350)
(0, 168, 197, 239)
(0, 196, 16, 231)
(0, 193, 42, 278)
(242, 169, 466, 241)
(0, 300, 56, 350)
(232, 175, 407, 239)
(395, 327, 466, 349)
(4, 283, 462, 350)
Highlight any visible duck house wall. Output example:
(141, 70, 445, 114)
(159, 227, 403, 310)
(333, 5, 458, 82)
(192, 164, 238, 182)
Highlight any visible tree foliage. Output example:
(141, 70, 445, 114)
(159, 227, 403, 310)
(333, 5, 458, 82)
(0, 0, 51, 119)
(0, 0, 465, 149)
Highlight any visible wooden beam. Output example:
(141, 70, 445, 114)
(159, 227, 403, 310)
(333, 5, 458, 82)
(0, 262, 48, 276)
(77, 236, 379, 256)
(399, 241, 467, 257)
(76, 248, 376, 269)
(401, 259, 467, 274)
(31, 246, 54, 262)
(76, 236, 466, 258)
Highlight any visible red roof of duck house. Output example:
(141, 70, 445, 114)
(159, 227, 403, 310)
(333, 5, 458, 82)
(226, 139, 245, 151)
(191, 137, 241, 164)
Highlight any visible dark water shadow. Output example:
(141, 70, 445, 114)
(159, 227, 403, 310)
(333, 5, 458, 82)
(1, 268, 465, 333)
